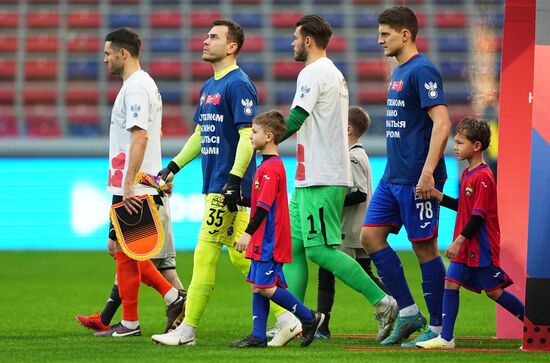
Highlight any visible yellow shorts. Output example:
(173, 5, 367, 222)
(198, 193, 249, 247)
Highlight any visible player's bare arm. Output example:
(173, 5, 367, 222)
(123, 126, 148, 214)
(417, 105, 451, 199)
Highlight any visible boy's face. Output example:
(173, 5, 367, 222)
(453, 132, 480, 161)
(251, 123, 270, 151)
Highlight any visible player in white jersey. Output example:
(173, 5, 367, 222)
(272, 15, 397, 344)
(78, 28, 185, 338)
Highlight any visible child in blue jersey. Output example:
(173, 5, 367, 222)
(231, 110, 324, 348)
(360, 6, 453, 347)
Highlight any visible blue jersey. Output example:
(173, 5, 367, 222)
(193, 68, 258, 196)
(383, 53, 447, 185)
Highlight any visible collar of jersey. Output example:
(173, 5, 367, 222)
(214, 64, 239, 80)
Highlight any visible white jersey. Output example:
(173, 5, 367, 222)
(107, 70, 162, 196)
(291, 57, 352, 187)
(341, 144, 372, 249)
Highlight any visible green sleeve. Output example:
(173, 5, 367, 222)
(172, 124, 201, 169)
(229, 127, 254, 178)
(282, 106, 309, 142)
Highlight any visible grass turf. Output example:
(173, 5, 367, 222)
(0, 251, 547, 362)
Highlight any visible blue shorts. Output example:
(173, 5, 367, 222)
(364, 179, 443, 242)
(446, 262, 513, 293)
(246, 260, 288, 289)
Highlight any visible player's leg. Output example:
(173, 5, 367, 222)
(357, 255, 391, 295)
(316, 266, 335, 338)
(481, 266, 524, 321)
(230, 291, 269, 348)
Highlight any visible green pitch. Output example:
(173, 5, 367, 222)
(0, 251, 546, 362)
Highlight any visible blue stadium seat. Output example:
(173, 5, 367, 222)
(161, 89, 183, 104)
(355, 38, 380, 52)
(69, 123, 103, 136)
(355, 13, 379, 28)
(274, 89, 295, 104)
(333, 61, 348, 77)
(439, 60, 467, 79)
(478, 14, 504, 28)
(192, 0, 220, 3)
(154, 0, 180, 3)
(434, 0, 464, 4)
(319, 12, 344, 28)
(445, 90, 470, 104)
(437, 36, 468, 52)
(314, 0, 343, 3)
(108, 13, 141, 28)
(239, 61, 265, 80)
(273, 37, 292, 52)
(68, 60, 99, 79)
(150, 36, 183, 52)
(272, 0, 302, 4)
(232, 12, 263, 28)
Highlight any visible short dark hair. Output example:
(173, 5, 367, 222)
(378, 6, 418, 41)
(348, 106, 371, 138)
(212, 19, 245, 55)
(105, 27, 141, 57)
(253, 110, 287, 145)
(454, 117, 491, 151)
(296, 15, 333, 50)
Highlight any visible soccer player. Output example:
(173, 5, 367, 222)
(416, 118, 524, 349)
(150, 19, 288, 346)
(360, 6, 452, 346)
(316, 106, 390, 339)
(88, 28, 185, 337)
(230, 110, 324, 348)
(276, 14, 397, 345)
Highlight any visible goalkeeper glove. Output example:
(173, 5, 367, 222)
(221, 173, 242, 212)
(157, 161, 180, 182)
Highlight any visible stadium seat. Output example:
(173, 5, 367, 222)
(26, 35, 59, 52)
(416, 12, 427, 27)
(239, 61, 265, 80)
(273, 61, 303, 79)
(416, 36, 430, 52)
(149, 11, 182, 28)
(67, 60, 99, 80)
(357, 82, 387, 103)
(327, 35, 347, 52)
(436, 11, 468, 28)
(150, 36, 183, 52)
(314, 0, 343, 3)
(445, 90, 471, 104)
(274, 89, 295, 105)
(148, 60, 182, 79)
(191, 0, 220, 3)
(25, 59, 57, 80)
(29, 0, 60, 3)
(66, 86, 100, 104)
(68, 0, 100, 3)
(68, 123, 103, 136)
(190, 60, 213, 80)
(160, 89, 184, 104)
(319, 12, 344, 28)
(355, 38, 380, 52)
(356, 60, 389, 79)
(355, 13, 379, 28)
(241, 35, 265, 53)
(439, 60, 468, 79)
(155, 0, 180, 3)
(271, 11, 303, 28)
(162, 115, 189, 137)
(273, 36, 292, 52)
(231, 0, 261, 3)
(0, 89, 15, 104)
(434, 0, 464, 4)
(0, 35, 17, 52)
(24, 87, 57, 104)
(352, 0, 384, 3)
(27, 11, 60, 28)
(67, 34, 100, 53)
(0, 113, 17, 137)
(190, 11, 223, 28)
(67, 105, 99, 123)
(0, 59, 16, 80)
(232, 12, 263, 28)
(0, 11, 18, 28)
(110, 0, 140, 3)
(25, 116, 61, 137)
(189, 35, 205, 52)
(108, 13, 141, 28)
(68, 11, 101, 28)
(437, 36, 469, 52)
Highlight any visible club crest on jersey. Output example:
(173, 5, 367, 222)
(465, 184, 473, 197)
(206, 93, 221, 105)
(390, 80, 403, 91)
(424, 82, 438, 99)
(199, 92, 206, 106)
(241, 98, 253, 115)
(255, 179, 260, 190)
(299, 85, 311, 99)
(130, 104, 141, 118)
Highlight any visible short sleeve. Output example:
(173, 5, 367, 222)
(471, 173, 494, 220)
(414, 66, 447, 110)
(124, 87, 150, 131)
(229, 81, 257, 128)
(256, 167, 279, 211)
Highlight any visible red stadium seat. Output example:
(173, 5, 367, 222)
(68, 11, 101, 28)
(162, 115, 189, 137)
(327, 35, 347, 52)
(357, 82, 388, 103)
(0, 11, 18, 28)
(26, 35, 59, 52)
(0, 35, 17, 52)
(67, 34, 100, 52)
(356, 60, 390, 79)
(0, 59, 16, 80)
(0, 88, 15, 104)
(67, 105, 100, 124)
(416, 36, 430, 52)
(352, 0, 384, 3)
(416, 12, 427, 27)
(148, 60, 182, 79)
(26, 116, 61, 137)
(110, 0, 140, 3)
(27, 11, 60, 28)
(436, 11, 468, 28)
(68, 0, 99, 3)
(241, 35, 265, 52)
(0, 113, 17, 136)
(150, 11, 182, 28)
(66, 86, 100, 104)
(273, 61, 303, 79)
(24, 87, 57, 104)
(189, 36, 205, 52)
(190, 60, 213, 80)
(25, 59, 57, 80)
(271, 12, 303, 28)
(29, 0, 60, 3)
(190, 11, 223, 28)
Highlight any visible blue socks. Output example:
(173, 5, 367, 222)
(251, 293, 269, 341)
(420, 257, 446, 326)
(270, 287, 314, 322)
(441, 289, 459, 341)
(370, 247, 415, 309)
(496, 290, 525, 321)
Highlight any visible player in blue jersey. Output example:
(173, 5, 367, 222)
(360, 6, 452, 347)
(150, 19, 288, 346)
